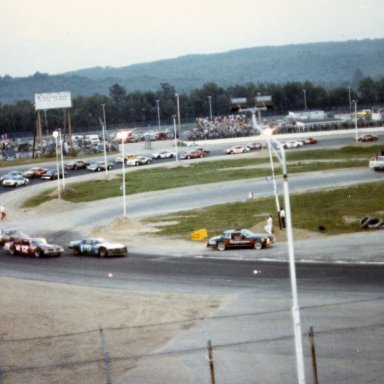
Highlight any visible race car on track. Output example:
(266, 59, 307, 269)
(126, 155, 152, 166)
(68, 238, 128, 257)
(206, 228, 275, 251)
(151, 150, 175, 159)
(179, 149, 208, 160)
(0, 229, 29, 244)
(64, 160, 90, 170)
(87, 161, 114, 172)
(22, 167, 49, 178)
(4, 238, 64, 258)
(2, 175, 29, 187)
(224, 145, 250, 155)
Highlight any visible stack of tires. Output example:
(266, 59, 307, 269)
(360, 216, 384, 229)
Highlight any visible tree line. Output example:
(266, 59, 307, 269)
(0, 76, 383, 138)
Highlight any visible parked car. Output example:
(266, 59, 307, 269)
(68, 238, 128, 257)
(23, 167, 49, 178)
(283, 140, 304, 149)
(225, 145, 250, 155)
(2, 175, 29, 187)
(206, 228, 275, 251)
(0, 170, 24, 184)
(87, 161, 114, 172)
(126, 155, 152, 166)
(151, 150, 175, 159)
(246, 142, 263, 150)
(4, 237, 64, 258)
(302, 137, 318, 145)
(179, 149, 208, 160)
(64, 160, 90, 170)
(41, 169, 68, 180)
(358, 134, 378, 142)
(0, 229, 29, 244)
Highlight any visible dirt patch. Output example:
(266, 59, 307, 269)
(0, 276, 226, 384)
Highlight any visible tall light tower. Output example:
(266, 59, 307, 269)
(101, 104, 108, 175)
(156, 99, 161, 130)
(303, 89, 307, 110)
(175, 93, 181, 139)
(353, 99, 358, 141)
(208, 96, 213, 120)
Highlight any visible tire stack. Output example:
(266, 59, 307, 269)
(360, 216, 384, 229)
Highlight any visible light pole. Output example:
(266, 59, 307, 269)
(348, 86, 352, 111)
(175, 93, 181, 139)
(353, 99, 358, 141)
(172, 115, 179, 162)
(208, 96, 213, 120)
(58, 129, 65, 189)
(117, 131, 127, 218)
(52, 131, 61, 199)
(303, 89, 307, 110)
(265, 131, 306, 384)
(101, 104, 108, 175)
(156, 99, 161, 130)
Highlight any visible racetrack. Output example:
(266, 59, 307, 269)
(1, 161, 384, 383)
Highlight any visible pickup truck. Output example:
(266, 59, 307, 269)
(369, 155, 384, 171)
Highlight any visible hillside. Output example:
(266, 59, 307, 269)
(1, 39, 383, 105)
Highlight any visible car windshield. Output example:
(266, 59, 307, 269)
(241, 229, 254, 238)
(31, 238, 47, 246)
(31, 238, 48, 246)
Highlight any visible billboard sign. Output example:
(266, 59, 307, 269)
(35, 92, 72, 110)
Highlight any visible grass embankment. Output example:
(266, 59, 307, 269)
(21, 144, 383, 236)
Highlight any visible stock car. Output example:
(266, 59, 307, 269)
(0, 229, 29, 244)
(126, 155, 152, 166)
(225, 145, 250, 155)
(41, 169, 68, 180)
(206, 228, 275, 251)
(87, 161, 114, 172)
(64, 160, 90, 170)
(23, 167, 49, 178)
(68, 238, 128, 257)
(4, 237, 64, 258)
(246, 142, 263, 150)
(151, 150, 175, 159)
(0, 170, 24, 183)
(358, 134, 378, 142)
(179, 149, 208, 160)
(283, 140, 304, 149)
(2, 175, 29, 187)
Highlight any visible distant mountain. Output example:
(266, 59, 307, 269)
(1, 39, 383, 105)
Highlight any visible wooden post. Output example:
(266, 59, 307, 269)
(309, 326, 319, 384)
(207, 339, 216, 384)
(98, 326, 112, 384)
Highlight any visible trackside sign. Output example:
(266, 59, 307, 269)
(34, 92, 72, 110)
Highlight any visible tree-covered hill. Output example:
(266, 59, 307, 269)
(1, 38, 383, 105)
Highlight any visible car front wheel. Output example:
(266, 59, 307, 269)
(99, 247, 108, 258)
(254, 241, 263, 250)
(34, 249, 42, 258)
(217, 242, 226, 251)
(10, 246, 16, 255)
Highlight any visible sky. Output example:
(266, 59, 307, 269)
(0, 0, 383, 78)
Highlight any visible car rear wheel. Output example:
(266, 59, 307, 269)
(217, 242, 226, 251)
(254, 241, 263, 250)
(34, 249, 42, 258)
(99, 247, 108, 258)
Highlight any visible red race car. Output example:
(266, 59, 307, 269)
(4, 238, 64, 258)
(22, 167, 48, 178)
